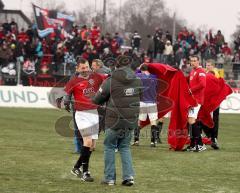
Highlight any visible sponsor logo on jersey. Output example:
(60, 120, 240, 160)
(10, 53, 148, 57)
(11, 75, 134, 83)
(88, 79, 95, 85)
(83, 87, 94, 96)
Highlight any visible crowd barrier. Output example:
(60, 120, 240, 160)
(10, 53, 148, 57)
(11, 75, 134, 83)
(0, 86, 239, 114)
(0, 86, 64, 108)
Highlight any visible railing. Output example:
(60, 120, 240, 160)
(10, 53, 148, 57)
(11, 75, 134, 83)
(0, 54, 76, 87)
(1, 57, 240, 87)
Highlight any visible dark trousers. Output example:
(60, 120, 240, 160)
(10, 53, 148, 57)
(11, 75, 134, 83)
(201, 107, 219, 141)
(97, 106, 106, 133)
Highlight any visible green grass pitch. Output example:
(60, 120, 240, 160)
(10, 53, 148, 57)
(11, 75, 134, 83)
(0, 108, 240, 193)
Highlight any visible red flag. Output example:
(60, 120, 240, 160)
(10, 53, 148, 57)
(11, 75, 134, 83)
(168, 71, 197, 150)
(198, 74, 232, 128)
(33, 4, 75, 38)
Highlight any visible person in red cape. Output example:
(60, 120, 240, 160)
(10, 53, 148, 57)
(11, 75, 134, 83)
(198, 73, 232, 147)
(198, 74, 232, 128)
(200, 59, 223, 149)
(139, 63, 196, 151)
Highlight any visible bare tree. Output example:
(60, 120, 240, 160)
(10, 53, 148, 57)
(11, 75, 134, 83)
(33, 0, 66, 12)
(121, 0, 165, 26)
(72, 5, 99, 26)
(105, 1, 119, 34)
(116, 0, 186, 47)
(231, 12, 240, 41)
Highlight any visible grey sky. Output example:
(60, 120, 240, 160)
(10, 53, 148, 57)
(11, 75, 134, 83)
(2, 0, 240, 41)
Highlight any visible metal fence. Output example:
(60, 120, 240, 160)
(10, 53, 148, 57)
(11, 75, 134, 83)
(1, 57, 240, 87)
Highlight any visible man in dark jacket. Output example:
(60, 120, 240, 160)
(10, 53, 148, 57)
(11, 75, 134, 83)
(92, 55, 141, 186)
(131, 31, 141, 51)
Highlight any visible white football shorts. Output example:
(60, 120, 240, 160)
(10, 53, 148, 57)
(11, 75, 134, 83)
(188, 104, 201, 119)
(139, 102, 158, 121)
(75, 109, 99, 139)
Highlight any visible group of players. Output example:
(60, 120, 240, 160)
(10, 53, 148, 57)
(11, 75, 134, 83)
(59, 55, 221, 185)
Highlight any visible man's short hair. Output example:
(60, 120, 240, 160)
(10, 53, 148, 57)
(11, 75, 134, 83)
(206, 59, 215, 67)
(190, 55, 200, 61)
(92, 59, 104, 67)
(77, 58, 88, 65)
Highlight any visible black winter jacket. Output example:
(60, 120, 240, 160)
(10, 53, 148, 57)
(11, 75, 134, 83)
(92, 66, 141, 131)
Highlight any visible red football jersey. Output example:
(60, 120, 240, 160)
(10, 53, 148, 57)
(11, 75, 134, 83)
(64, 73, 103, 111)
(189, 67, 206, 105)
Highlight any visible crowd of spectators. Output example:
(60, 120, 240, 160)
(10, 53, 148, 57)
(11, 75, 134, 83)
(146, 27, 240, 87)
(0, 18, 240, 87)
(145, 27, 240, 82)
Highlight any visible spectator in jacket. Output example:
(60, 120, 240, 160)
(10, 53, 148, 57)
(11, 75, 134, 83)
(92, 55, 141, 186)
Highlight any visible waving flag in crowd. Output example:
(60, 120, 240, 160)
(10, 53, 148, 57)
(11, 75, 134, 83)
(32, 4, 75, 38)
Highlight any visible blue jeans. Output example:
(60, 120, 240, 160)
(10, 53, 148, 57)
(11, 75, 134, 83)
(104, 128, 135, 181)
(74, 128, 82, 153)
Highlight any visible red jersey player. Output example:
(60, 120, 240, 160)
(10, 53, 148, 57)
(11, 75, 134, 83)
(64, 58, 103, 182)
(186, 55, 207, 152)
